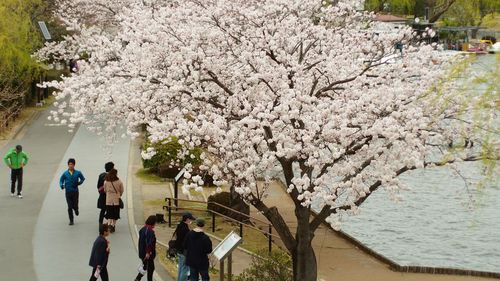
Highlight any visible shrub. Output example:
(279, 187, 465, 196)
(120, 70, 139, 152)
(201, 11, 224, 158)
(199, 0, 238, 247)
(235, 250, 292, 281)
(142, 136, 203, 176)
(207, 192, 250, 222)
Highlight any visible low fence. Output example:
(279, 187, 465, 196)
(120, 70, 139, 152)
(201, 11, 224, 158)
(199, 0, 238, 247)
(163, 197, 282, 253)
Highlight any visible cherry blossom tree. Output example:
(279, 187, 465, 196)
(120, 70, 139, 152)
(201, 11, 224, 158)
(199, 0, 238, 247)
(37, 0, 498, 280)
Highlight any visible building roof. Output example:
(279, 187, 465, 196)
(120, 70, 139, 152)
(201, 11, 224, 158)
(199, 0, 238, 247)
(375, 14, 408, 23)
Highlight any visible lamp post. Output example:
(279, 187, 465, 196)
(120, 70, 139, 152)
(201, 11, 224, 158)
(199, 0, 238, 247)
(35, 21, 53, 105)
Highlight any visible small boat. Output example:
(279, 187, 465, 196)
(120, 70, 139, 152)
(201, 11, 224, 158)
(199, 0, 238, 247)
(467, 43, 488, 54)
(488, 42, 500, 54)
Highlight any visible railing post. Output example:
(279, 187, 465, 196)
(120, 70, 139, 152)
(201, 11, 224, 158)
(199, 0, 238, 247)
(168, 198, 172, 227)
(239, 223, 243, 238)
(212, 212, 215, 232)
(268, 224, 272, 253)
(212, 212, 216, 233)
(174, 182, 178, 210)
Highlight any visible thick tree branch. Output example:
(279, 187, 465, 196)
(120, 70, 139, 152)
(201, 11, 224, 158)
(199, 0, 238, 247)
(205, 70, 235, 96)
(249, 194, 296, 253)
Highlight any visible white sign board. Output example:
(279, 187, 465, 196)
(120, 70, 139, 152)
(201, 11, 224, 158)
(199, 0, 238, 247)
(174, 168, 186, 182)
(212, 231, 242, 261)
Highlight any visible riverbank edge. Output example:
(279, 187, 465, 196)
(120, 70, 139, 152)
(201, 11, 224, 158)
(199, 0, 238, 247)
(274, 178, 500, 279)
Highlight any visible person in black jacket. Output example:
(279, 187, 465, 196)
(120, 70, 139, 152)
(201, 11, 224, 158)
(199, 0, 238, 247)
(89, 224, 111, 281)
(175, 212, 196, 281)
(97, 162, 114, 225)
(184, 218, 212, 281)
(134, 215, 157, 281)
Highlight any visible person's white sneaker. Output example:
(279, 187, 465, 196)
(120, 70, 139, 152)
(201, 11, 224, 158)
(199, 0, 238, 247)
(10, 193, 15, 197)
(17, 194, 23, 199)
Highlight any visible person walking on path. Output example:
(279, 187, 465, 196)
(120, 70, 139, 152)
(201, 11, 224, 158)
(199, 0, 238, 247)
(184, 218, 212, 281)
(89, 224, 111, 281)
(175, 212, 196, 281)
(3, 144, 29, 198)
(97, 162, 114, 225)
(59, 158, 85, 225)
(103, 168, 123, 233)
(134, 215, 157, 281)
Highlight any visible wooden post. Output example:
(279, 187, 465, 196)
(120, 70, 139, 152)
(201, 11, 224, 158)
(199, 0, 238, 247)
(228, 253, 232, 281)
(167, 198, 172, 227)
(212, 212, 216, 233)
(268, 224, 272, 253)
(219, 258, 225, 281)
(174, 181, 178, 209)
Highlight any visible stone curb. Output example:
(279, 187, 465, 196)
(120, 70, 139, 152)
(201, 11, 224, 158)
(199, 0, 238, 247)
(126, 142, 166, 281)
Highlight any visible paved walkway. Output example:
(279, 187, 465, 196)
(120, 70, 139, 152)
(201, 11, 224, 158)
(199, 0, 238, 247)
(0, 107, 76, 280)
(3, 103, 494, 281)
(0, 104, 173, 281)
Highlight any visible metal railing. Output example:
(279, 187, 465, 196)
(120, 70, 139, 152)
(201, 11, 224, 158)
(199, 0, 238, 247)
(163, 197, 280, 253)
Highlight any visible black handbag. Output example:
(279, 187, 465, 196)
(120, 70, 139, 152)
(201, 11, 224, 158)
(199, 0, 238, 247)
(167, 229, 178, 258)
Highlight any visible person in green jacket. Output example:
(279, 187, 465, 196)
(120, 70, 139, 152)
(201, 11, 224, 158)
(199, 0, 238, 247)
(3, 145, 29, 198)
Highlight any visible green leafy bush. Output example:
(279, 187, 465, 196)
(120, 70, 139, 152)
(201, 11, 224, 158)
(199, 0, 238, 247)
(142, 136, 203, 176)
(236, 250, 292, 281)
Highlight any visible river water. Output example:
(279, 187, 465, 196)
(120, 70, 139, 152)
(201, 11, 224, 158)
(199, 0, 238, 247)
(342, 54, 500, 273)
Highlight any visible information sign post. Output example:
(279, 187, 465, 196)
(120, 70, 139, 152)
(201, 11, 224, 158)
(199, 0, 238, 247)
(212, 231, 242, 281)
(173, 168, 185, 208)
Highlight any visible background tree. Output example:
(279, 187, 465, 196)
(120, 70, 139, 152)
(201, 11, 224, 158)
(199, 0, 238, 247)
(364, 0, 461, 22)
(37, 0, 498, 280)
(364, 0, 415, 14)
(0, 0, 46, 130)
(441, 0, 500, 37)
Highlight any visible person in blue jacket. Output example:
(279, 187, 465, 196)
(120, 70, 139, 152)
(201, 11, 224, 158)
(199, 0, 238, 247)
(59, 158, 85, 225)
(89, 224, 110, 281)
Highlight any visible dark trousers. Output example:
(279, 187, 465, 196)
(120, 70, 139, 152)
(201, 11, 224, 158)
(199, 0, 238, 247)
(190, 267, 210, 281)
(135, 258, 155, 281)
(89, 266, 109, 281)
(99, 208, 106, 225)
(65, 191, 79, 222)
(10, 168, 23, 195)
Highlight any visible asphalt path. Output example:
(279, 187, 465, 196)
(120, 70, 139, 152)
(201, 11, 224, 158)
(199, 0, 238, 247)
(0, 105, 157, 280)
(33, 124, 139, 280)
(0, 106, 76, 280)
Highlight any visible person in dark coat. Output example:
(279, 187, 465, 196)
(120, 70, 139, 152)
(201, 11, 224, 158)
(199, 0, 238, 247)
(184, 218, 212, 281)
(97, 162, 114, 225)
(175, 212, 196, 281)
(134, 215, 157, 281)
(89, 224, 111, 281)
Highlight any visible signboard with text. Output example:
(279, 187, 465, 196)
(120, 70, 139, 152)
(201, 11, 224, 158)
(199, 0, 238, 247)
(212, 231, 242, 261)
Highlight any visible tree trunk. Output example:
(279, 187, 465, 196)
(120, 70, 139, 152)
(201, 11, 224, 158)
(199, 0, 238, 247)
(292, 206, 317, 281)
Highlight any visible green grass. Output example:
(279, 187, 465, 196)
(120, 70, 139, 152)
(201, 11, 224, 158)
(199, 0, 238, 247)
(165, 208, 280, 254)
(144, 199, 166, 206)
(136, 168, 164, 182)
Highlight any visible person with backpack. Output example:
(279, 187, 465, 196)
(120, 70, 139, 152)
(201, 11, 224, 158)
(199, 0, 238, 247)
(184, 218, 212, 281)
(134, 215, 157, 281)
(174, 212, 196, 281)
(59, 158, 85, 225)
(3, 144, 29, 198)
(88, 224, 111, 281)
(97, 162, 114, 225)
